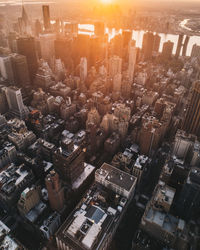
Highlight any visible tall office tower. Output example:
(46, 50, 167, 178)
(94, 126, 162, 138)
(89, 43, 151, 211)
(18, 6, 31, 35)
(45, 170, 65, 212)
(42, 5, 51, 31)
(183, 81, 200, 137)
(109, 55, 122, 78)
(176, 168, 200, 220)
(39, 33, 56, 64)
(191, 44, 200, 58)
(162, 40, 174, 59)
(5, 86, 29, 119)
(17, 37, 38, 81)
(94, 21, 105, 36)
(0, 55, 14, 82)
(55, 38, 72, 69)
(153, 34, 161, 52)
(113, 73, 122, 93)
(175, 34, 184, 58)
(75, 34, 91, 65)
(7, 32, 17, 53)
(142, 32, 154, 60)
(80, 57, 87, 82)
(11, 54, 30, 86)
(128, 40, 137, 82)
(122, 30, 132, 47)
(35, 19, 42, 37)
(53, 139, 85, 184)
(182, 35, 190, 57)
(0, 85, 7, 114)
(111, 34, 123, 57)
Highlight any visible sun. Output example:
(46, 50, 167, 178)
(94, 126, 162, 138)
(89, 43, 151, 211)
(101, 0, 112, 4)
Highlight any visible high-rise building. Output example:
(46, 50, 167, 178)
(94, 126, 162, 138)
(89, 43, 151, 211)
(53, 139, 85, 184)
(122, 30, 132, 47)
(18, 185, 41, 216)
(18, 6, 31, 35)
(176, 167, 200, 220)
(182, 35, 190, 56)
(11, 53, 30, 86)
(94, 21, 105, 36)
(183, 81, 200, 137)
(5, 86, 29, 119)
(80, 57, 87, 82)
(0, 55, 14, 82)
(153, 34, 161, 52)
(39, 33, 56, 64)
(142, 32, 154, 60)
(162, 40, 174, 59)
(17, 37, 38, 81)
(175, 34, 184, 58)
(45, 170, 65, 212)
(128, 40, 137, 81)
(55, 163, 137, 250)
(113, 73, 122, 93)
(191, 44, 200, 59)
(109, 55, 122, 78)
(42, 5, 51, 31)
(35, 19, 42, 37)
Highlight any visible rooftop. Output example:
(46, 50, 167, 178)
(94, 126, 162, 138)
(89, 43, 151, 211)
(56, 181, 130, 250)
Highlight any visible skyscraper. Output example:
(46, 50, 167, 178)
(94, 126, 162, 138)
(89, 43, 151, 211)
(128, 40, 137, 82)
(45, 170, 65, 212)
(18, 6, 31, 35)
(183, 81, 200, 137)
(191, 44, 200, 59)
(39, 33, 56, 64)
(175, 34, 184, 58)
(5, 86, 29, 119)
(162, 40, 174, 59)
(11, 53, 30, 86)
(109, 55, 122, 78)
(142, 32, 154, 60)
(0, 55, 14, 82)
(17, 37, 38, 81)
(182, 35, 190, 57)
(80, 57, 87, 82)
(42, 5, 51, 31)
(153, 34, 161, 52)
(94, 21, 105, 36)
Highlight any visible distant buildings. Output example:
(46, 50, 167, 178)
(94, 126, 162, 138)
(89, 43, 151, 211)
(162, 40, 174, 59)
(42, 5, 51, 32)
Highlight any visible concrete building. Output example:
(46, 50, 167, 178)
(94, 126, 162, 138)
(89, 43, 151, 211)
(162, 40, 174, 59)
(39, 33, 56, 64)
(80, 57, 87, 82)
(45, 170, 65, 212)
(53, 140, 85, 184)
(40, 212, 61, 239)
(18, 185, 41, 216)
(0, 55, 14, 82)
(109, 55, 122, 78)
(183, 81, 200, 137)
(0, 164, 34, 210)
(5, 86, 29, 119)
(56, 163, 137, 250)
(128, 40, 137, 81)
